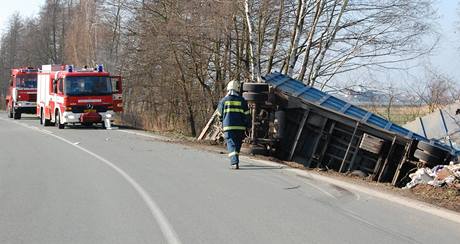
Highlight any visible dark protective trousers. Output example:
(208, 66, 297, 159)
(224, 130, 245, 165)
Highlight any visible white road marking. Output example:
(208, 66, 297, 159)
(1, 118, 182, 244)
(117, 129, 172, 141)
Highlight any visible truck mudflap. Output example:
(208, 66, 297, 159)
(80, 112, 102, 123)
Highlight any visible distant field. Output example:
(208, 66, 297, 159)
(362, 105, 431, 125)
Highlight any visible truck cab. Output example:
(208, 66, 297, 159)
(37, 64, 123, 129)
(5, 68, 38, 120)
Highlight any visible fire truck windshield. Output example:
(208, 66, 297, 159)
(65, 76, 112, 96)
(16, 74, 37, 88)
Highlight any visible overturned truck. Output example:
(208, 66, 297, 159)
(200, 73, 455, 187)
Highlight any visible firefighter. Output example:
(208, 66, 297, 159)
(217, 80, 251, 169)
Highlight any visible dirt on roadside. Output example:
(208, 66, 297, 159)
(408, 184, 460, 212)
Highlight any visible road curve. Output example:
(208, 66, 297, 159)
(0, 113, 459, 244)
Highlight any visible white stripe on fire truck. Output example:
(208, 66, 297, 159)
(78, 99, 102, 103)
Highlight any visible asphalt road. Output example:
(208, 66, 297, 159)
(1, 113, 459, 244)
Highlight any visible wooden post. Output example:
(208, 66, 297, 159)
(339, 122, 359, 173)
(197, 110, 218, 140)
(289, 110, 310, 161)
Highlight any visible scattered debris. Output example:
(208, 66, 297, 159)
(405, 163, 460, 189)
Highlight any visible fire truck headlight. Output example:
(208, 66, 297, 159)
(106, 114, 113, 118)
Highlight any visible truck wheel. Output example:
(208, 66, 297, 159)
(42, 112, 51, 126)
(242, 83, 269, 93)
(7, 106, 13, 118)
(416, 141, 449, 159)
(413, 149, 441, 166)
(243, 92, 268, 103)
(56, 112, 65, 129)
(13, 109, 21, 120)
(250, 145, 268, 156)
(39, 109, 43, 125)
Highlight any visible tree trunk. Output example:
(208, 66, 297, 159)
(267, 0, 285, 74)
(298, 0, 324, 81)
(309, 0, 349, 86)
(286, 0, 311, 77)
(244, 0, 261, 82)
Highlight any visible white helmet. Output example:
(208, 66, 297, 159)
(226, 80, 240, 91)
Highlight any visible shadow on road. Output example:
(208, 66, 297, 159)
(14, 116, 39, 121)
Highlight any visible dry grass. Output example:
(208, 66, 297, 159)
(362, 105, 431, 125)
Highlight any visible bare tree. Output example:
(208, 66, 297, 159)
(413, 67, 460, 112)
(0, 0, 440, 136)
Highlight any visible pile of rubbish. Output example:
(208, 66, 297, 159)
(405, 163, 460, 189)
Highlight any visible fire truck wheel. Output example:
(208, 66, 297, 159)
(242, 83, 269, 93)
(243, 92, 268, 103)
(55, 112, 65, 129)
(7, 106, 13, 118)
(13, 109, 21, 120)
(42, 112, 51, 126)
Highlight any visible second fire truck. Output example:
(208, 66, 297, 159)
(5, 67, 38, 120)
(36, 64, 123, 129)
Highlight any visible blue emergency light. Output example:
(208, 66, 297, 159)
(97, 64, 104, 72)
(67, 65, 74, 72)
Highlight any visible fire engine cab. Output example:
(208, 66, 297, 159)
(36, 64, 123, 129)
(5, 67, 38, 120)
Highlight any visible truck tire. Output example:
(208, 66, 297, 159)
(56, 112, 65, 129)
(242, 83, 269, 93)
(7, 106, 13, 118)
(413, 149, 441, 166)
(13, 108, 21, 120)
(416, 141, 449, 158)
(39, 109, 43, 125)
(42, 111, 51, 126)
(243, 92, 268, 103)
(250, 145, 268, 156)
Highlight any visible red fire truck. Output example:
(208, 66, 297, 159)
(36, 64, 123, 129)
(5, 67, 39, 120)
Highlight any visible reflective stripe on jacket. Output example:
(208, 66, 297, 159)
(217, 93, 250, 132)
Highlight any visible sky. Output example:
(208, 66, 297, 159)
(0, 0, 459, 85)
(429, 0, 460, 82)
(0, 0, 42, 33)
